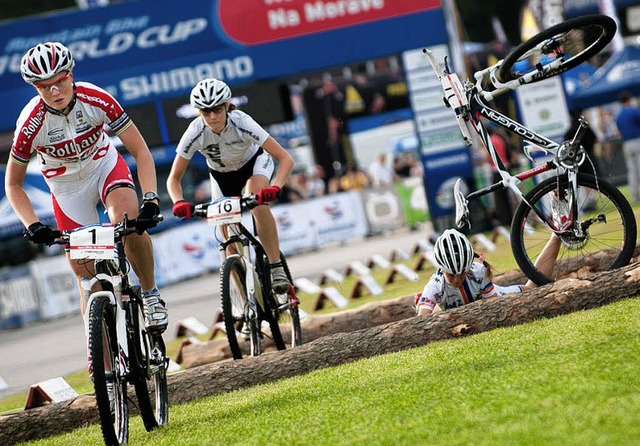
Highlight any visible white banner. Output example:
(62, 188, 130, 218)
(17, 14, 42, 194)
(310, 192, 369, 245)
(29, 256, 79, 320)
(152, 222, 222, 286)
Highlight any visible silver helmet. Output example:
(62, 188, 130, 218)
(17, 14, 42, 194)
(190, 78, 232, 109)
(20, 42, 75, 84)
(433, 229, 474, 275)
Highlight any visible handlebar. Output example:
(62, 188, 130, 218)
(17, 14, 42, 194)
(51, 213, 163, 246)
(193, 195, 259, 219)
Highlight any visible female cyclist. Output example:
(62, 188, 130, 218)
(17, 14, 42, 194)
(415, 229, 560, 316)
(166, 78, 295, 292)
(5, 42, 168, 333)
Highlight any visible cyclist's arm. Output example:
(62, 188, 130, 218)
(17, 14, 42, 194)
(261, 136, 294, 188)
(118, 124, 158, 198)
(4, 159, 39, 227)
(166, 155, 191, 203)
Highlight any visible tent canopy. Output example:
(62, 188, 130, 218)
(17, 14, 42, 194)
(568, 45, 640, 110)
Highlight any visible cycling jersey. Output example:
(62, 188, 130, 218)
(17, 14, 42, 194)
(416, 263, 523, 313)
(11, 81, 132, 179)
(175, 109, 270, 173)
(10, 81, 135, 229)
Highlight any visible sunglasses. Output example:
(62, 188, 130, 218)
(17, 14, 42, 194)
(34, 71, 72, 93)
(200, 105, 227, 115)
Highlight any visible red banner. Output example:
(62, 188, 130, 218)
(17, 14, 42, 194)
(218, 0, 441, 45)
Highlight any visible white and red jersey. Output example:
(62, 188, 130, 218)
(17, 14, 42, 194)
(11, 81, 132, 181)
(175, 109, 269, 172)
(415, 262, 523, 313)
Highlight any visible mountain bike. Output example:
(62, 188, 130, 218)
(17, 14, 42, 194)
(193, 195, 302, 359)
(424, 14, 636, 285)
(56, 216, 169, 445)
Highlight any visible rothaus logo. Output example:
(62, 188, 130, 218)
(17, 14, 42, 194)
(480, 107, 549, 146)
(21, 107, 47, 139)
(77, 92, 111, 109)
(41, 127, 102, 158)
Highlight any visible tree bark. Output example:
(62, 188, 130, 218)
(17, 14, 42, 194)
(2, 259, 639, 445)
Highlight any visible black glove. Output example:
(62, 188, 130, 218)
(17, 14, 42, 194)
(23, 222, 59, 246)
(136, 201, 161, 234)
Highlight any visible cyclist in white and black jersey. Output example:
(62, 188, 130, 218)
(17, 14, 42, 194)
(166, 78, 295, 292)
(4, 42, 168, 333)
(415, 229, 560, 316)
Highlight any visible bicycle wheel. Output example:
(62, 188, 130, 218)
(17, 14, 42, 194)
(496, 14, 616, 84)
(511, 173, 637, 286)
(278, 254, 302, 348)
(88, 295, 128, 445)
(131, 294, 169, 431)
(220, 256, 255, 359)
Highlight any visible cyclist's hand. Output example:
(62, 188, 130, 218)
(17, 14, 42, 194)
(23, 222, 59, 246)
(136, 201, 161, 234)
(257, 185, 281, 205)
(173, 200, 195, 219)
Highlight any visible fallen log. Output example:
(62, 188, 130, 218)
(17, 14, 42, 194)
(2, 261, 640, 445)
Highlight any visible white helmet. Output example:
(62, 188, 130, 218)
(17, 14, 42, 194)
(190, 78, 232, 109)
(20, 42, 75, 84)
(434, 229, 474, 275)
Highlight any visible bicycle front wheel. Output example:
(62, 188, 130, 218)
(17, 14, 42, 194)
(497, 14, 616, 84)
(511, 173, 637, 286)
(278, 255, 303, 348)
(88, 295, 129, 445)
(220, 256, 256, 359)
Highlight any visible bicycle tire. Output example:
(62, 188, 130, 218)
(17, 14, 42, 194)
(496, 14, 616, 84)
(279, 254, 303, 348)
(511, 173, 636, 286)
(220, 256, 250, 359)
(88, 295, 129, 445)
(131, 296, 169, 431)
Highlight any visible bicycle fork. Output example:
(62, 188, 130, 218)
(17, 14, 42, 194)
(82, 275, 130, 380)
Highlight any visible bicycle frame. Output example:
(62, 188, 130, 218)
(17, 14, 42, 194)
(424, 49, 586, 231)
(218, 221, 268, 322)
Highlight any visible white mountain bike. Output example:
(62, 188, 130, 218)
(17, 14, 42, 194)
(424, 14, 636, 285)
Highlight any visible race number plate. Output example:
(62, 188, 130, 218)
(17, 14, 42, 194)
(206, 197, 242, 226)
(69, 224, 115, 259)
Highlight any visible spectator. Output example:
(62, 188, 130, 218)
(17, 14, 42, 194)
(307, 164, 327, 198)
(339, 163, 370, 191)
(368, 152, 394, 188)
(615, 91, 640, 203)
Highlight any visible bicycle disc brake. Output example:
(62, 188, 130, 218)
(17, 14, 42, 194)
(453, 179, 470, 228)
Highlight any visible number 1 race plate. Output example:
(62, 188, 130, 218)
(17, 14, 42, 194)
(69, 224, 115, 259)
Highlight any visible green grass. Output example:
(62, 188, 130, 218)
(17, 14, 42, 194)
(19, 298, 640, 445)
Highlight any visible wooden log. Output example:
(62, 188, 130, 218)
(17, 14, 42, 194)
(2, 256, 639, 445)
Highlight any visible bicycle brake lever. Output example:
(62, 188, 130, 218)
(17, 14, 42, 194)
(453, 179, 471, 229)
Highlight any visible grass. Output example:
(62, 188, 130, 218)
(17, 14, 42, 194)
(20, 297, 640, 445)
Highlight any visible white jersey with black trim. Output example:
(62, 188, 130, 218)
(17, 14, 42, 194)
(175, 109, 270, 172)
(10, 81, 132, 182)
(416, 262, 523, 313)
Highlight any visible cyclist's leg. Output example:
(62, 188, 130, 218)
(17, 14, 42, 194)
(246, 173, 289, 292)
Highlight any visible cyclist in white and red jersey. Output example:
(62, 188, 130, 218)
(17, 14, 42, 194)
(4, 41, 168, 333)
(166, 78, 295, 293)
(415, 229, 560, 316)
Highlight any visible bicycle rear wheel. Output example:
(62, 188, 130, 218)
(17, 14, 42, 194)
(511, 173, 637, 286)
(88, 295, 129, 445)
(130, 293, 169, 431)
(220, 256, 257, 359)
(496, 14, 616, 84)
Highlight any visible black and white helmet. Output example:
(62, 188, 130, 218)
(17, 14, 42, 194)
(190, 78, 232, 109)
(20, 42, 75, 84)
(434, 229, 474, 275)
